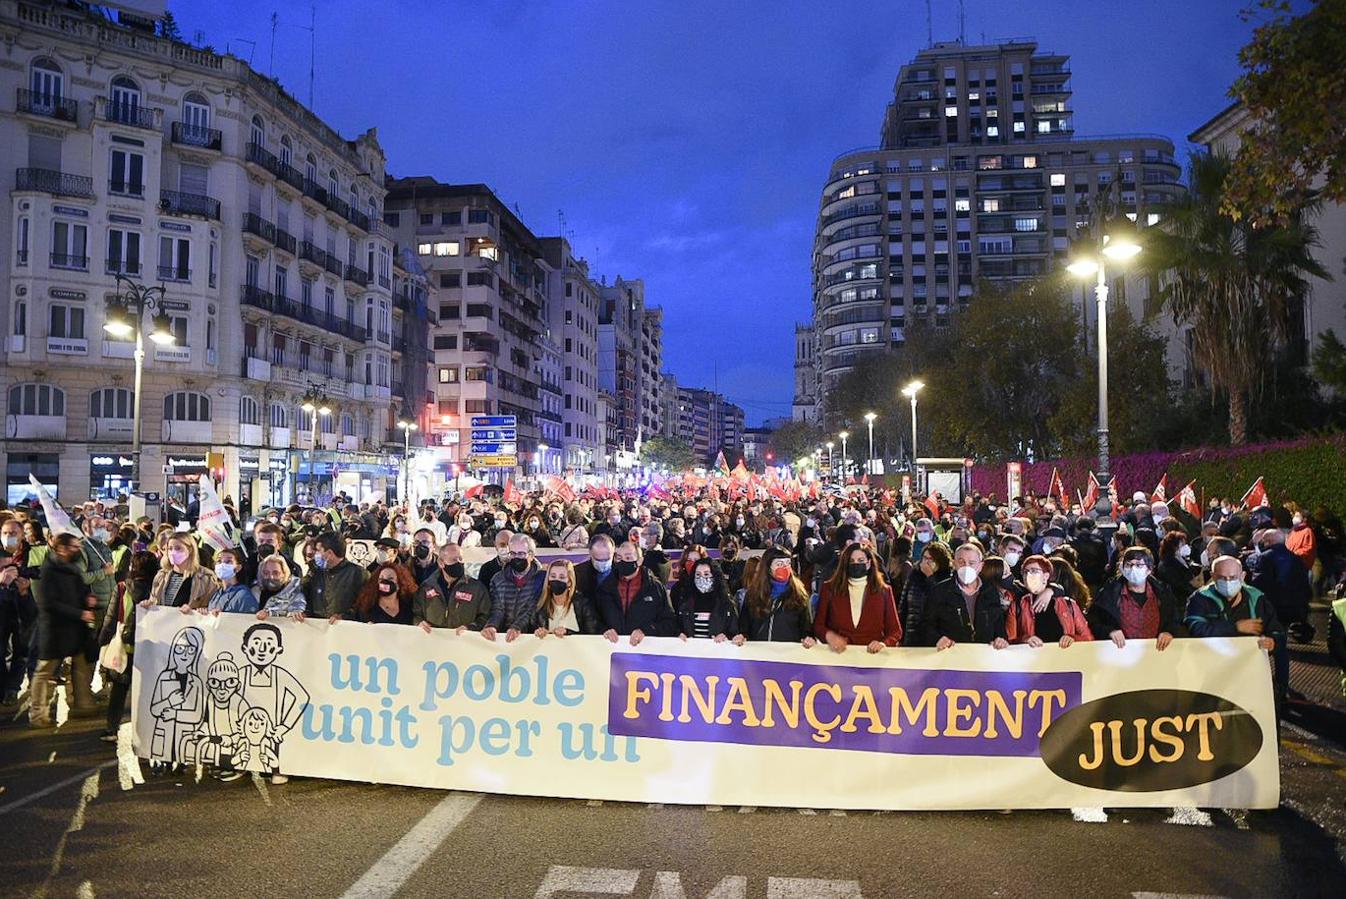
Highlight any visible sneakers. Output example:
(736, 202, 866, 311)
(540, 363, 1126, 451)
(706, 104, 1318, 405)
(98, 731, 119, 743)
(271, 774, 289, 785)
(214, 769, 244, 782)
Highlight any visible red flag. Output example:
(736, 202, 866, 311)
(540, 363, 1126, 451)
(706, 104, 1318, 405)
(463, 483, 485, 500)
(1151, 474, 1169, 503)
(503, 477, 521, 506)
(922, 494, 940, 520)
(545, 475, 575, 504)
(1240, 476, 1267, 509)
(1048, 468, 1066, 508)
(731, 460, 750, 481)
(1082, 472, 1100, 511)
(1177, 480, 1200, 518)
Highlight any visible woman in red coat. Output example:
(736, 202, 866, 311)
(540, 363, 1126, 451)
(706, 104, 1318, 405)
(1006, 554, 1093, 648)
(814, 542, 903, 652)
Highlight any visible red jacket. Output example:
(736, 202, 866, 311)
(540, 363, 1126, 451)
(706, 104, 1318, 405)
(1006, 592, 1093, 643)
(814, 581, 903, 646)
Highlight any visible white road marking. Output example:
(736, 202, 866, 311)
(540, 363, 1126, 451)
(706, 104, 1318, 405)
(339, 793, 481, 899)
(1071, 807, 1109, 823)
(797, 808, 817, 816)
(0, 762, 118, 818)
(535, 865, 640, 897)
(651, 872, 747, 898)
(250, 773, 273, 807)
(827, 809, 847, 817)
(114, 723, 144, 791)
(75, 881, 96, 898)
(647, 802, 664, 809)
(1131, 893, 1228, 898)
(766, 877, 864, 898)
(32, 770, 102, 899)
(1163, 807, 1214, 827)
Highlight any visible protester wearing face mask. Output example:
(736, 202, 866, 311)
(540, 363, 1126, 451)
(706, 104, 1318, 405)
(202, 549, 258, 615)
(594, 506, 628, 541)
(366, 537, 405, 574)
(31, 533, 98, 726)
(529, 559, 599, 637)
(414, 543, 491, 634)
(574, 534, 616, 602)
(735, 549, 815, 646)
(597, 542, 677, 645)
(718, 535, 747, 592)
(675, 560, 738, 643)
(144, 534, 221, 610)
(639, 522, 671, 585)
(559, 508, 591, 551)
(482, 534, 546, 643)
(920, 542, 1009, 650)
(1156, 531, 1200, 601)
(814, 543, 902, 653)
(1006, 555, 1093, 648)
(301, 533, 368, 624)
(1186, 555, 1286, 703)
(1284, 505, 1317, 571)
(348, 564, 415, 625)
(1088, 546, 1181, 651)
(79, 516, 118, 634)
(253, 556, 305, 619)
(447, 514, 484, 548)
(899, 541, 952, 642)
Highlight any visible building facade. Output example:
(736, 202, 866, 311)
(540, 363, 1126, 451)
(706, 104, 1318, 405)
(792, 322, 818, 422)
(670, 385, 744, 467)
(384, 179, 551, 479)
(540, 237, 601, 473)
(598, 277, 663, 452)
(807, 39, 1185, 424)
(0, 1, 406, 510)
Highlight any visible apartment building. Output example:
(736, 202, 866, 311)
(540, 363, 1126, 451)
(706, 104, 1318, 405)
(540, 237, 601, 474)
(0, 0, 404, 509)
(669, 385, 745, 466)
(806, 39, 1185, 425)
(384, 179, 551, 477)
(598, 277, 664, 451)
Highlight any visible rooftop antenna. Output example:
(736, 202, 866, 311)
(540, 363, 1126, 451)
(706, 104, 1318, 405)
(269, 12, 278, 77)
(308, 4, 316, 109)
(959, 0, 966, 44)
(925, 0, 933, 46)
(230, 38, 256, 64)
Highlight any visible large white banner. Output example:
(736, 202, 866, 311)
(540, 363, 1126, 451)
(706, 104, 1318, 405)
(131, 609, 1279, 810)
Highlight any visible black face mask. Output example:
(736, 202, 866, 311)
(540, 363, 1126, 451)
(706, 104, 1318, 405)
(414, 544, 431, 560)
(257, 544, 276, 559)
(847, 562, 869, 579)
(615, 560, 639, 578)
(377, 581, 397, 595)
(509, 557, 529, 573)
(721, 549, 737, 560)
(548, 579, 570, 595)
(444, 562, 464, 579)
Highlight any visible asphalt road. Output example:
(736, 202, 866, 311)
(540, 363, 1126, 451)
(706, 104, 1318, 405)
(3, 707, 1346, 899)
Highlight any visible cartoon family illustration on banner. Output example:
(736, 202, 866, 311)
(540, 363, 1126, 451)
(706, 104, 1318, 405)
(147, 623, 310, 775)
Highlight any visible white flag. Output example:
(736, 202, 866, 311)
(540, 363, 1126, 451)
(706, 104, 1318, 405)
(28, 474, 80, 537)
(195, 474, 237, 552)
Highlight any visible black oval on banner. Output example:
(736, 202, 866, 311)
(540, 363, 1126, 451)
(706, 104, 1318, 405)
(1039, 689, 1263, 791)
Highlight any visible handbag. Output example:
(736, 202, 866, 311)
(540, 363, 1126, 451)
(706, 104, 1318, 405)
(99, 622, 128, 674)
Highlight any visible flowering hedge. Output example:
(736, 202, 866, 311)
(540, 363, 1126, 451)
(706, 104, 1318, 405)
(970, 434, 1346, 514)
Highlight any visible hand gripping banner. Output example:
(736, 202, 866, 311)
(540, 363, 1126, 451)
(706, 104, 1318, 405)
(132, 609, 1279, 810)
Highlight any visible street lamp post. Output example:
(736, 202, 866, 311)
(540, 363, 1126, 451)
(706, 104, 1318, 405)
(863, 412, 876, 476)
(825, 441, 834, 483)
(300, 386, 331, 502)
(1067, 188, 1142, 492)
(902, 381, 924, 491)
(103, 274, 176, 495)
(838, 431, 849, 484)
(396, 417, 417, 507)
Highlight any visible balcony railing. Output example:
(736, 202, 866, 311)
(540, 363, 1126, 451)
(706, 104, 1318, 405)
(160, 189, 221, 220)
(274, 228, 297, 255)
(15, 167, 93, 198)
(324, 254, 344, 277)
(300, 240, 326, 266)
(240, 284, 275, 311)
(302, 177, 328, 204)
(105, 102, 156, 130)
(239, 286, 367, 341)
(278, 162, 305, 192)
(344, 264, 369, 287)
(171, 121, 222, 151)
(17, 88, 77, 122)
(105, 259, 142, 276)
(325, 195, 350, 220)
(245, 142, 279, 173)
(108, 179, 144, 197)
(242, 212, 276, 243)
(349, 208, 371, 232)
(50, 252, 88, 270)
(157, 265, 191, 282)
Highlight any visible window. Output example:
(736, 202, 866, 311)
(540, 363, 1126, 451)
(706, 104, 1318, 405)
(324, 286, 335, 315)
(417, 242, 433, 255)
(441, 211, 461, 225)
(1050, 172, 1066, 187)
(109, 148, 144, 195)
(158, 236, 190, 281)
(250, 115, 265, 148)
(13, 300, 25, 336)
(466, 271, 492, 287)
(29, 58, 64, 107)
(48, 304, 85, 339)
(182, 93, 210, 134)
(274, 265, 288, 299)
(467, 209, 491, 224)
(464, 366, 490, 382)
(981, 198, 1000, 212)
(1014, 218, 1038, 232)
(439, 271, 461, 289)
(51, 221, 88, 268)
(270, 402, 288, 429)
(163, 392, 211, 421)
(433, 241, 459, 256)
(106, 228, 141, 275)
(209, 241, 218, 289)
(944, 106, 958, 118)
(90, 387, 133, 419)
(301, 278, 314, 309)
(327, 169, 339, 200)
(240, 396, 260, 426)
(109, 75, 140, 121)
(439, 367, 459, 383)
(419, 213, 433, 226)
(8, 384, 65, 417)
(17, 217, 29, 265)
(166, 315, 189, 346)
(341, 413, 354, 437)
(433, 335, 457, 350)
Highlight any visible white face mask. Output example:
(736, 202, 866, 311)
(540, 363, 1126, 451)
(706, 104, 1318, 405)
(1124, 565, 1150, 587)
(1003, 550, 1022, 568)
(1177, 544, 1191, 560)
(1025, 571, 1049, 594)
(956, 566, 979, 586)
(1216, 577, 1243, 598)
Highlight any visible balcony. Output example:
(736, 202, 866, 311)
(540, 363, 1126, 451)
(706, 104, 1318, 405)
(349, 208, 371, 232)
(50, 252, 88, 270)
(344, 264, 369, 287)
(171, 121, 222, 151)
(324, 254, 344, 277)
(274, 228, 297, 255)
(245, 142, 280, 175)
(302, 177, 328, 205)
(159, 190, 220, 220)
(16, 88, 77, 123)
(240, 284, 276, 312)
(157, 265, 191, 282)
(242, 286, 368, 342)
(299, 240, 327, 267)
(277, 163, 305, 193)
(105, 259, 142, 277)
(325, 194, 351, 220)
(242, 212, 276, 244)
(15, 167, 93, 199)
(104, 102, 157, 130)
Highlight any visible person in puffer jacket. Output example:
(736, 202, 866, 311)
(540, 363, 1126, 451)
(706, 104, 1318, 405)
(1185, 554, 1287, 707)
(252, 556, 306, 620)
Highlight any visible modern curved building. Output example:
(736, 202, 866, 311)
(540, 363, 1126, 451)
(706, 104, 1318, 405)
(803, 39, 1185, 426)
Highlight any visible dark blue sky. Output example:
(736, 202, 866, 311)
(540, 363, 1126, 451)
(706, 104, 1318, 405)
(178, 0, 1256, 425)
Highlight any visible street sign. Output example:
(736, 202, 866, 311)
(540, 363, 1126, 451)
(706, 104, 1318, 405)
(472, 454, 518, 468)
(469, 442, 517, 455)
(470, 415, 517, 429)
(469, 428, 517, 442)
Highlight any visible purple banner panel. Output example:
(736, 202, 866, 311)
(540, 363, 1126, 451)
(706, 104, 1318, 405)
(608, 653, 1082, 757)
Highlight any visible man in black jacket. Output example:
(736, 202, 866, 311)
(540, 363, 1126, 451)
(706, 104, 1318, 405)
(31, 534, 97, 726)
(1069, 517, 1110, 593)
(920, 543, 1009, 649)
(1088, 547, 1181, 650)
(574, 534, 616, 601)
(414, 543, 492, 633)
(303, 533, 368, 620)
(597, 542, 677, 644)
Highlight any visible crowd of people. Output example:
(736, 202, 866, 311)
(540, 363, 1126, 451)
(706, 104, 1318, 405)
(3, 480, 1345, 781)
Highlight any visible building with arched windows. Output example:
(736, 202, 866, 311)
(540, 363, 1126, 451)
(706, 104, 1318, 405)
(0, 1, 419, 509)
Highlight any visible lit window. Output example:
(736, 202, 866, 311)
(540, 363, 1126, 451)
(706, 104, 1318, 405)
(1038, 120, 1052, 133)
(1050, 173, 1066, 187)
(987, 126, 999, 137)
(945, 106, 958, 118)
(1022, 156, 1037, 168)
(1013, 121, 1025, 133)
(433, 241, 459, 257)
(417, 243, 432, 255)
(982, 198, 1000, 213)
(1147, 213, 1161, 226)
(968, 91, 980, 101)
(954, 198, 970, 212)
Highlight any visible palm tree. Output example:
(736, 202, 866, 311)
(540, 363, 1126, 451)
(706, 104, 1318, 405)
(1144, 152, 1327, 444)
